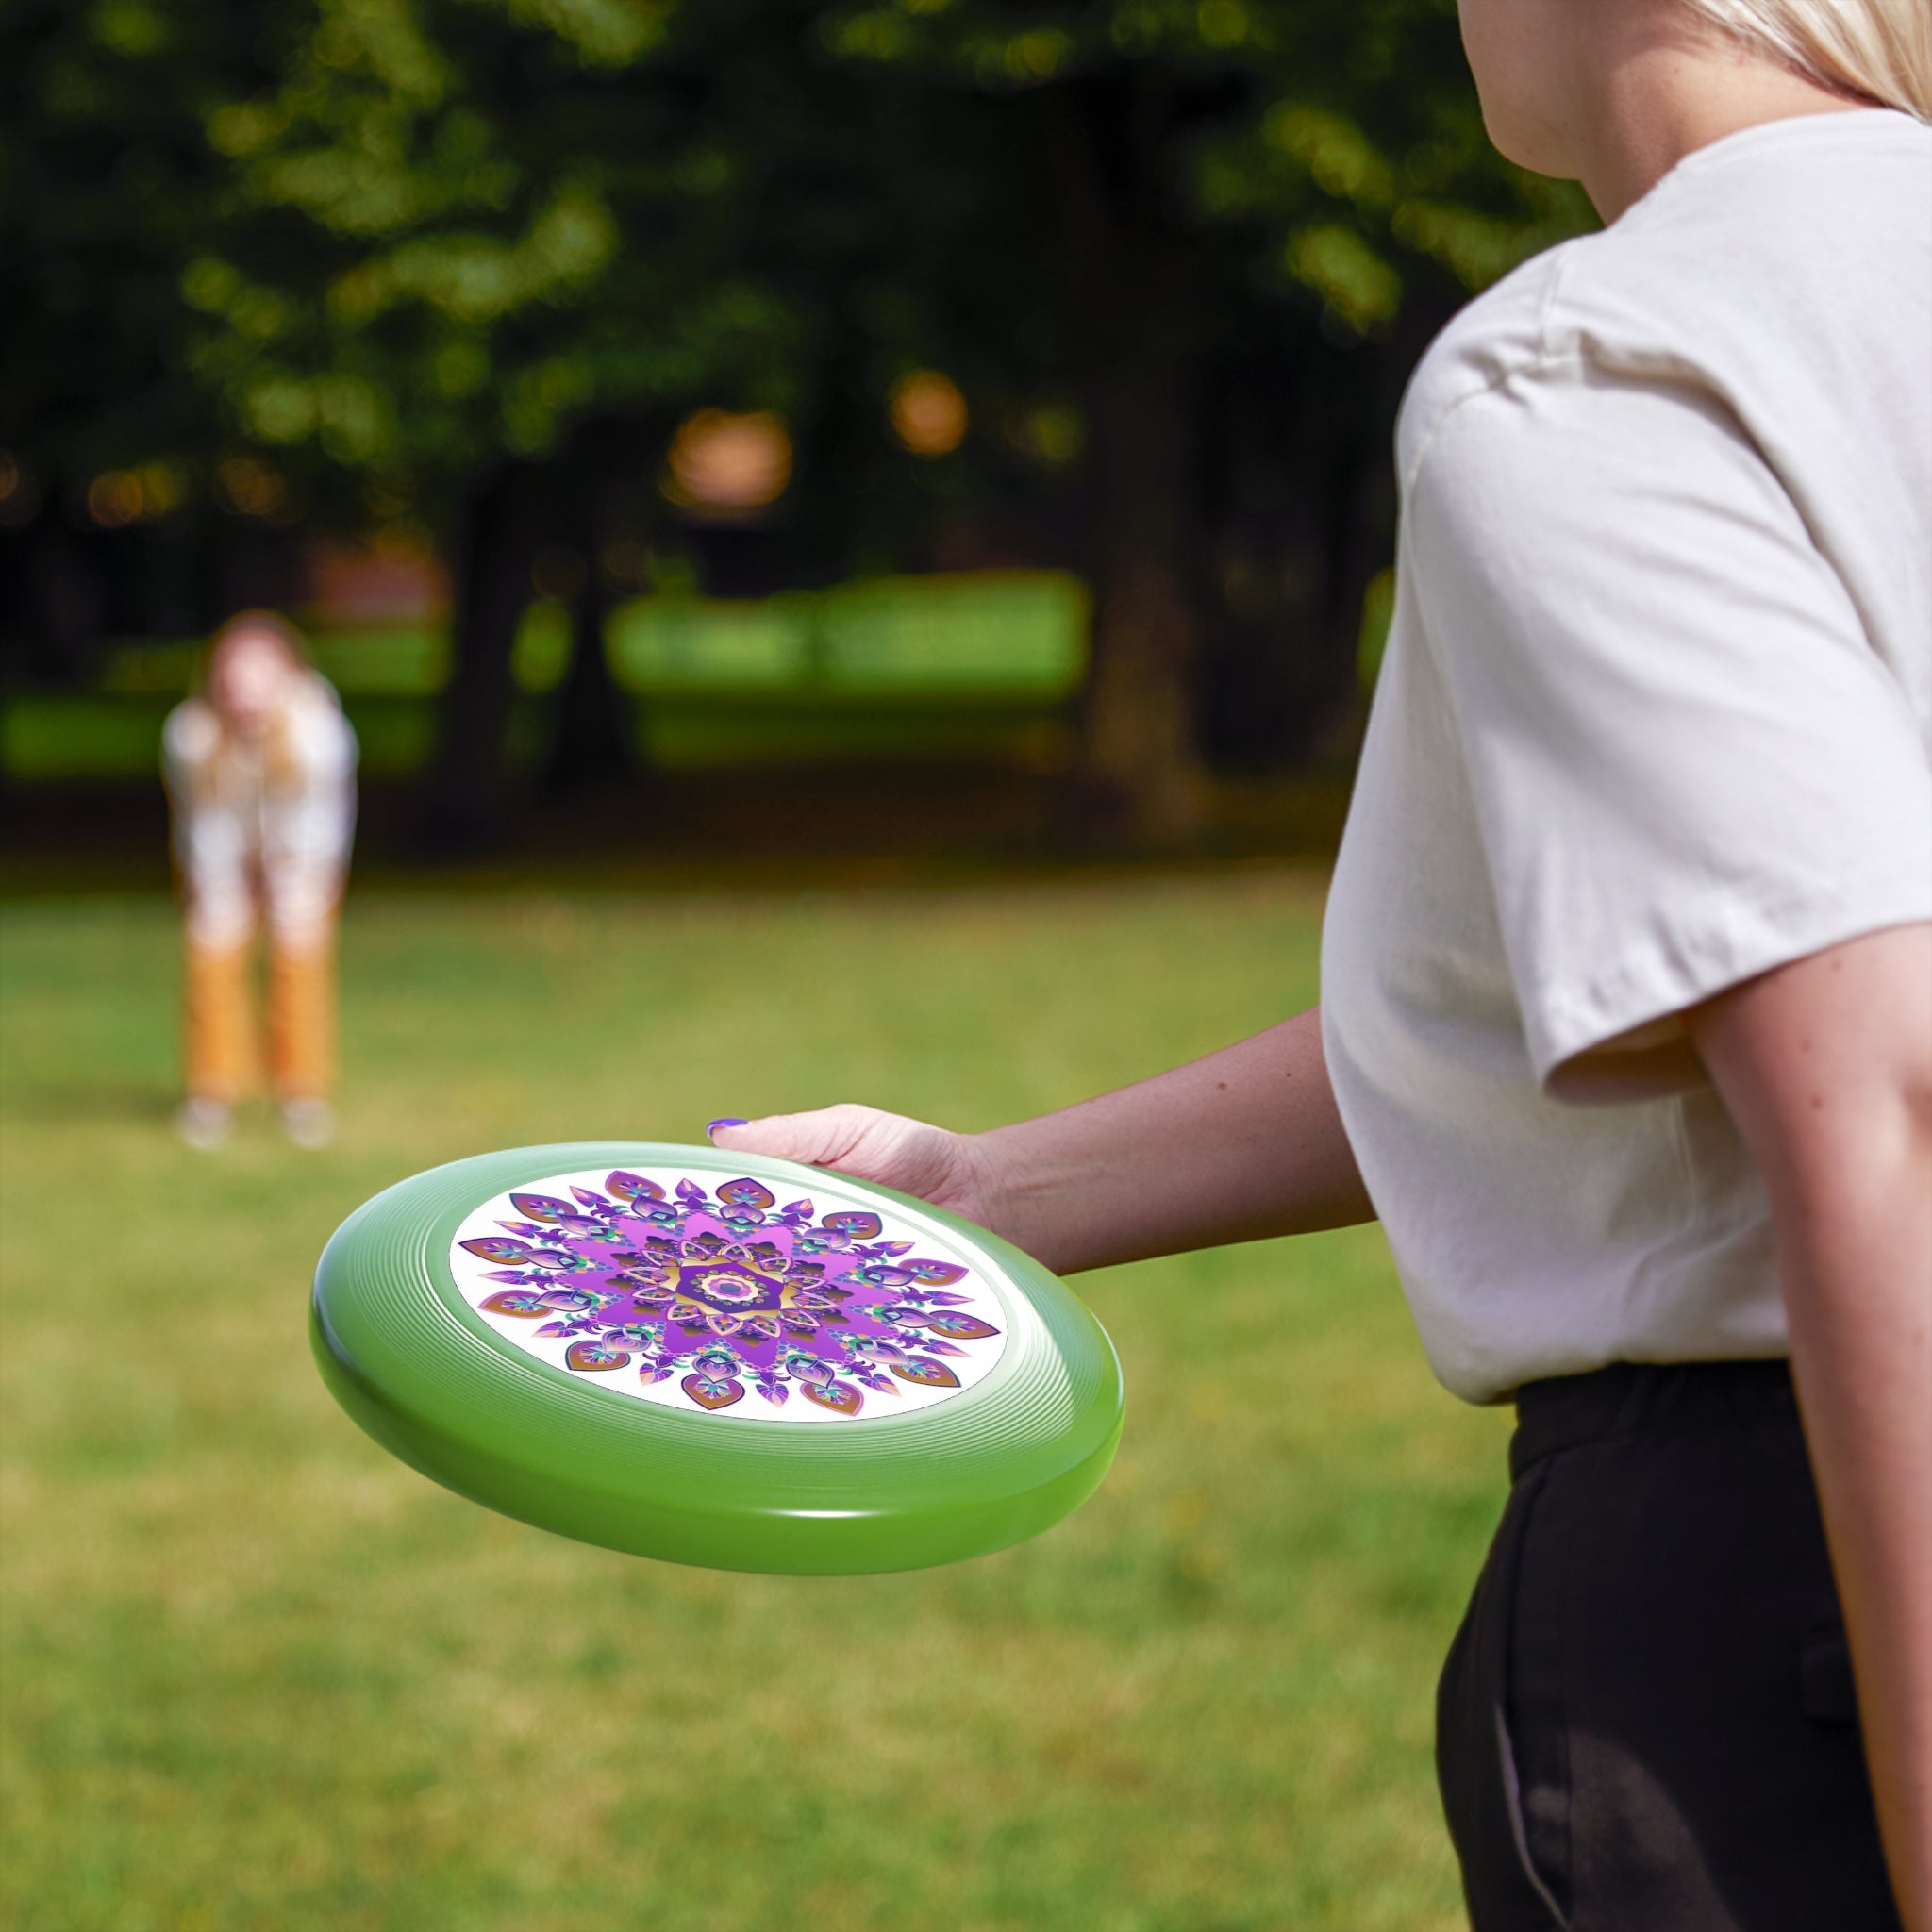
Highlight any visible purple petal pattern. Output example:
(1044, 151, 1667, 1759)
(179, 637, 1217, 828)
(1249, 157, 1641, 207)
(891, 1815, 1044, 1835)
(452, 1170, 1008, 1423)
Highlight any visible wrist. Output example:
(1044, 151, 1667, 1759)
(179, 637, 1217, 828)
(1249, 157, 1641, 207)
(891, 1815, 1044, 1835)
(959, 1125, 1087, 1274)
(957, 1128, 1037, 1256)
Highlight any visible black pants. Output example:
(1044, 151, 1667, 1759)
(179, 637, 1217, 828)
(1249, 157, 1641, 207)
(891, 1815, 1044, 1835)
(1436, 1360, 1901, 1932)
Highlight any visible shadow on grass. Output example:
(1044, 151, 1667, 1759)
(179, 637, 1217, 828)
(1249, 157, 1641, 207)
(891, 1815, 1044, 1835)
(1, 765, 1357, 900)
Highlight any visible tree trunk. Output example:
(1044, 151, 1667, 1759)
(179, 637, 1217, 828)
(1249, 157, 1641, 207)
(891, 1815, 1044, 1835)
(417, 460, 542, 858)
(1079, 360, 1205, 844)
(12, 508, 107, 687)
(541, 418, 659, 800)
(1045, 75, 1210, 848)
(541, 553, 634, 797)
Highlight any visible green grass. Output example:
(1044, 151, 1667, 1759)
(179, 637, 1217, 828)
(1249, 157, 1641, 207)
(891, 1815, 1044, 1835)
(4, 573, 1089, 781)
(0, 688, 1076, 781)
(0, 875, 1506, 1931)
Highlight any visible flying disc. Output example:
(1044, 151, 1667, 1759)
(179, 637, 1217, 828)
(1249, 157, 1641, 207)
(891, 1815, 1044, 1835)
(310, 1141, 1123, 1574)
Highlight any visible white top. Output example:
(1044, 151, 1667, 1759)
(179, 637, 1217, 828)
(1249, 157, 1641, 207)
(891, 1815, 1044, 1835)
(1322, 109, 1932, 1405)
(163, 671, 358, 949)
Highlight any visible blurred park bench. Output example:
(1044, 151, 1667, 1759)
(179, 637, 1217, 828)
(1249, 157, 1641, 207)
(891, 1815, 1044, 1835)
(2, 571, 1088, 782)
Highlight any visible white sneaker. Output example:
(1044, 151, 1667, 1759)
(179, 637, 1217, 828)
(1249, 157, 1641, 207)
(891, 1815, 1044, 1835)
(280, 1097, 337, 1149)
(175, 1096, 233, 1151)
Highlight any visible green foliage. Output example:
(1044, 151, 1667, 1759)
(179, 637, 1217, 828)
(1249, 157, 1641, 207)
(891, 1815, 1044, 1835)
(5, 0, 1593, 523)
(170, 0, 813, 498)
(808, 0, 1591, 326)
(1, 1, 270, 485)
(0, 878, 1508, 1929)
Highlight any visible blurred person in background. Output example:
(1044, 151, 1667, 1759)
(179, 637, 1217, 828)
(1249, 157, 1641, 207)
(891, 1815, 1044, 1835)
(163, 611, 358, 1151)
(711, 0, 1932, 1926)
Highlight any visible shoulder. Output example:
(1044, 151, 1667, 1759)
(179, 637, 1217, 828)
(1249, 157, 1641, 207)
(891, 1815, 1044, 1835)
(1395, 242, 1581, 485)
(284, 674, 358, 768)
(1394, 204, 1738, 488)
(162, 698, 220, 768)
(1398, 110, 1932, 491)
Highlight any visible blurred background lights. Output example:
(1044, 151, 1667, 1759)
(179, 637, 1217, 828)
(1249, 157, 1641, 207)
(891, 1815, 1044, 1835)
(85, 462, 188, 529)
(890, 370, 969, 458)
(662, 409, 792, 514)
(1008, 401, 1085, 468)
(213, 456, 292, 521)
(86, 473, 144, 528)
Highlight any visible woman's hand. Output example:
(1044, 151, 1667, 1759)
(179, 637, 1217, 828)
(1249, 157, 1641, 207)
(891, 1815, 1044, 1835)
(709, 1106, 1008, 1232)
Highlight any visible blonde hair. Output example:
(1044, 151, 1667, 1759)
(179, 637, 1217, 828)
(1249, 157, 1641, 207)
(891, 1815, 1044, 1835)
(1682, 0, 1932, 120)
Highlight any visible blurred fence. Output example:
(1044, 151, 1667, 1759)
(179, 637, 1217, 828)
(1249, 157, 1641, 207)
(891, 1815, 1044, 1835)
(2, 571, 1088, 781)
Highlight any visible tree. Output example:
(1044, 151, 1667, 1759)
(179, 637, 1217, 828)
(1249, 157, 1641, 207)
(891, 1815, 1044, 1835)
(6, 0, 1591, 844)
(808, 0, 1592, 836)
(158, 0, 885, 844)
(0, 0, 327, 679)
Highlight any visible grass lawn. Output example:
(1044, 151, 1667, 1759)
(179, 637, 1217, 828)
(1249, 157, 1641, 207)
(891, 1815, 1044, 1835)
(0, 874, 1507, 1932)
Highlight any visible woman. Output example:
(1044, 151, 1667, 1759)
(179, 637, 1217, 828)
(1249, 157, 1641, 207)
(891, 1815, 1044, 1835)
(163, 611, 358, 1150)
(709, 2, 1931, 1925)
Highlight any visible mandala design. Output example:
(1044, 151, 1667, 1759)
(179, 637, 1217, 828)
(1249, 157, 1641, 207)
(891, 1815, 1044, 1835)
(449, 1168, 1007, 1423)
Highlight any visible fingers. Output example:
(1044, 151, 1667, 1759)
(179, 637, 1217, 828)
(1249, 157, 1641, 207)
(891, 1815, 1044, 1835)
(708, 1105, 876, 1170)
(706, 1105, 967, 1208)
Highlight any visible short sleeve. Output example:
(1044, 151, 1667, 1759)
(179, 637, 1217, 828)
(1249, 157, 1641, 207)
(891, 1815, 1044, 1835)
(289, 675, 358, 780)
(161, 699, 218, 785)
(1408, 363, 1932, 1097)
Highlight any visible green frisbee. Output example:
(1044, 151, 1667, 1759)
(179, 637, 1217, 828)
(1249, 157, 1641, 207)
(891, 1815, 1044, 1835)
(311, 1142, 1123, 1574)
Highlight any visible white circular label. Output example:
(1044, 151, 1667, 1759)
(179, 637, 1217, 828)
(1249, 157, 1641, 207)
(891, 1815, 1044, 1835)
(449, 1165, 1008, 1423)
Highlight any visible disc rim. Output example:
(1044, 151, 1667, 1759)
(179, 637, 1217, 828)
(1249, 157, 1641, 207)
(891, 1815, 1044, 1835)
(311, 1141, 1123, 1573)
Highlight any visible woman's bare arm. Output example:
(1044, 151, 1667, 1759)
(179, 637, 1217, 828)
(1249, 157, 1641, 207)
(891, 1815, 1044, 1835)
(1690, 923, 1932, 1932)
(710, 1006, 1374, 1275)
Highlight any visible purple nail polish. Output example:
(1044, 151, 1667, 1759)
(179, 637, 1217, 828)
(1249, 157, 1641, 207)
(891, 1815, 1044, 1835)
(707, 1118, 748, 1137)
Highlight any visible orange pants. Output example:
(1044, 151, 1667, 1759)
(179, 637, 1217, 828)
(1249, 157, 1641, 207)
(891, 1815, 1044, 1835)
(184, 922, 337, 1105)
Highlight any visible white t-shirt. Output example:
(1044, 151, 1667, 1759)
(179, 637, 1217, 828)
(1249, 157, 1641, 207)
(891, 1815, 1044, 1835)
(1322, 109, 1932, 1405)
(163, 671, 358, 950)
